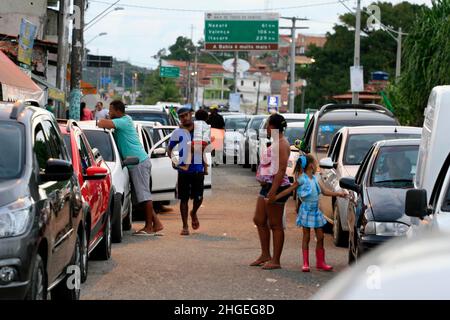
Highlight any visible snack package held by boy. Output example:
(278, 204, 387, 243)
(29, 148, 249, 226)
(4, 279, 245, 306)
(178, 109, 211, 174)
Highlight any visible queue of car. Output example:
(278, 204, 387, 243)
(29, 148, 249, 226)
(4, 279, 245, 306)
(0, 101, 190, 300)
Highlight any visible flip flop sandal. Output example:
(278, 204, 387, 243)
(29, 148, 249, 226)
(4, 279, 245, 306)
(180, 229, 190, 236)
(249, 259, 271, 267)
(133, 230, 156, 236)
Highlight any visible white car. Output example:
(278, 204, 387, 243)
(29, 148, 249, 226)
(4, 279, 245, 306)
(78, 121, 134, 240)
(285, 121, 306, 183)
(406, 85, 450, 236)
(318, 125, 422, 246)
(223, 114, 250, 163)
(313, 231, 450, 300)
(250, 113, 307, 172)
(240, 115, 268, 168)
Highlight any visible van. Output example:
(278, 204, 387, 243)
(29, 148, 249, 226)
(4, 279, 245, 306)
(406, 86, 450, 235)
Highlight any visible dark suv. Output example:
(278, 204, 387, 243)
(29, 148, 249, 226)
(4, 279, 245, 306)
(0, 101, 83, 300)
(300, 104, 399, 161)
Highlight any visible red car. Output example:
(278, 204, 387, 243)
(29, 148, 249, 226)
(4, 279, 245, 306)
(59, 120, 113, 283)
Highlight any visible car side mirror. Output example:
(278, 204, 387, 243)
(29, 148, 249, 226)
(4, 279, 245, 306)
(42, 159, 73, 182)
(319, 157, 336, 169)
(152, 147, 167, 158)
(92, 148, 103, 163)
(339, 177, 360, 193)
(122, 156, 139, 167)
(405, 189, 429, 218)
(84, 166, 108, 180)
(238, 128, 245, 135)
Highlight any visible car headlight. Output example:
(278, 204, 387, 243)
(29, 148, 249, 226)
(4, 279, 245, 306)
(364, 221, 409, 237)
(0, 198, 34, 238)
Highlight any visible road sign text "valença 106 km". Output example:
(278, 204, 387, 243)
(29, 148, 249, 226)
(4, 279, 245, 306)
(204, 12, 279, 51)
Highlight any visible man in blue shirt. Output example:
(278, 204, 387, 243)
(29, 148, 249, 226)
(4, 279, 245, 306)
(168, 107, 206, 236)
(98, 100, 163, 236)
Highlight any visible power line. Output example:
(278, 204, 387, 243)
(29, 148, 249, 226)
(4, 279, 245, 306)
(89, 0, 353, 13)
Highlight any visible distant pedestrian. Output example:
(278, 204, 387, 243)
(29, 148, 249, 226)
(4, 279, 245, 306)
(207, 105, 225, 165)
(80, 102, 94, 121)
(97, 100, 164, 236)
(94, 101, 109, 120)
(168, 107, 207, 236)
(207, 105, 225, 129)
(273, 154, 347, 272)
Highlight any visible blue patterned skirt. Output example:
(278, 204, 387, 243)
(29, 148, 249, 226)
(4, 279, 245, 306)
(296, 201, 327, 228)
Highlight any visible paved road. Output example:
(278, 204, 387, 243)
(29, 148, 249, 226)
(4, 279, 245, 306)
(81, 165, 347, 300)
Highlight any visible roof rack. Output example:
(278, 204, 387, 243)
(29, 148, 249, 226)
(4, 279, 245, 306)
(318, 103, 394, 118)
(9, 101, 26, 120)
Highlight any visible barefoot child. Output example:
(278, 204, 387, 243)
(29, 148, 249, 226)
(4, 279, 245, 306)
(274, 154, 347, 272)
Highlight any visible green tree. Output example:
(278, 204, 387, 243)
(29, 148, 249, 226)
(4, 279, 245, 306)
(139, 71, 182, 104)
(297, 1, 425, 110)
(388, 0, 450, 125)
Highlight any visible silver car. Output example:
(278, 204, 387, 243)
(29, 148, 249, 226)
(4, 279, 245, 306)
(319, 126, 422, 247)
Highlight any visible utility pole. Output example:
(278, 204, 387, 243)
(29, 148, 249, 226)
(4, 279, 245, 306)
(352, 0, 362, 104)
(254, 73, 262, 115)
(280, 17, 309, 113)
(395, 27, 402, 81)
(56, 0, 69, 118)
(69, 0, 85, 120)
(121, 63, 125, 98)
(233, 51, 238, 94)
(194, 46, 199, 109)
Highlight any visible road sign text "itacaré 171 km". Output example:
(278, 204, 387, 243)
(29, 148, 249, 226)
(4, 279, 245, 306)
(204, 12, 279, 51)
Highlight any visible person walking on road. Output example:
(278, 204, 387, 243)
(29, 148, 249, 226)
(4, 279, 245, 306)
(207, 105, 225, 166)
(168, 107, 207, 236)
(251, 114, 291, 270)
(94, 101, 109, 120)
(98, 100, 164, 236)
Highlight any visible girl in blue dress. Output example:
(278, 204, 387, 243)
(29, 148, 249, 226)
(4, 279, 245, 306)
(275, 154, 347, 272)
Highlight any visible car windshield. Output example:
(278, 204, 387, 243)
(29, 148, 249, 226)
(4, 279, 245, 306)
(225, 117, 248, 130)
(83, 130, 115, 162)
(344, 133, 421, 165)
(285, 127, 306, 145)
(0, 123, 24, 180)
(317, 123, 345, 149)
(316, 119, 397, 150)
(127, 112, 169, 125)
(371, 145, 419, 188)
(250, 118, 265, 131)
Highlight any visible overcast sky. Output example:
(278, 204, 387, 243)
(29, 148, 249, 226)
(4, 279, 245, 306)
(84, 0, 431, 69)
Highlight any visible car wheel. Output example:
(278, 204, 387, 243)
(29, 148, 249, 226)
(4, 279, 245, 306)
(26, 254, 47, 300)
(80, 226, 89, 283)
(111, 201, 123, 244)
(348, 228, 358, 265)
(91, 213, 112, 260)
(251, 164, 257, 172)
(333, 203, 349, 248)
(52, 234, 81, 300)
(243, 143, 250, 168)
(122, 199, 133, 231)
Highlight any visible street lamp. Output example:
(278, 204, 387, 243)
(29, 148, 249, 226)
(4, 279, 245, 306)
(85, 7, 124, 32)
(85, 32, 107, 46)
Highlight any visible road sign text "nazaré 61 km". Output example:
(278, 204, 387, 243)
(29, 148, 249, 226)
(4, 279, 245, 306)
(204, 12, 279, 51)
(160, 66, 180, 78)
